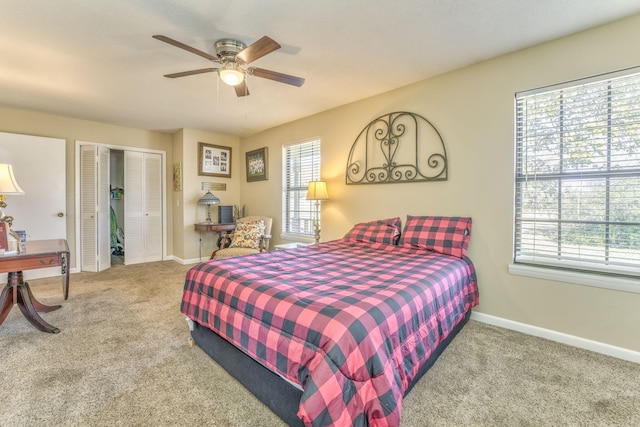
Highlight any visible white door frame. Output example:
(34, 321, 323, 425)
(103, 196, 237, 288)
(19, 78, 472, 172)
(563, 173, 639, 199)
(74, 141, 167, 271)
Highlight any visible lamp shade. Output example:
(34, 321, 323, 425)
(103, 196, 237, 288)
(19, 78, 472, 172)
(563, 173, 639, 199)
(306, 181, 329, 201)
(198, 191, 220, 205)
(0, 164, 25, 195)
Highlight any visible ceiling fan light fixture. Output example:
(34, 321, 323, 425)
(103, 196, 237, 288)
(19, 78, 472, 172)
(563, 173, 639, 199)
(219, 63, 245, 86)
(155, 34, 304, 96)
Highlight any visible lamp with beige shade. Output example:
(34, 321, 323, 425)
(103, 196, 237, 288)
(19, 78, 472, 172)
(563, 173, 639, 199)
(0, 164, 25, 253)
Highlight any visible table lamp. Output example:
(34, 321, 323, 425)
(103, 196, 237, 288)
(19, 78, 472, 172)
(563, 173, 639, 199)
(306, 181, 329, 244)
(0, 164, 25, 252)
(198, 191, 220, 223)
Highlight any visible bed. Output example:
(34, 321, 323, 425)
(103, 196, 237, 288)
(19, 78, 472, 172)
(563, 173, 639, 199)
(181, 216, 479, 426)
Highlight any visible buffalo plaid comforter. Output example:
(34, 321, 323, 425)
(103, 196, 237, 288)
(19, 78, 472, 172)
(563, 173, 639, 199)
(181, 239, 479, 426)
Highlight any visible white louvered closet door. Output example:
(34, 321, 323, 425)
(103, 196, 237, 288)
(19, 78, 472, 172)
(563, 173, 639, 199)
(80, 145, 97, 272)
(97, 146, 111, 271)
(80, 145, 111, 272)
(124, 151, 162, 265)
(124, 151, 144, 265)
(143, 153, 162, 261)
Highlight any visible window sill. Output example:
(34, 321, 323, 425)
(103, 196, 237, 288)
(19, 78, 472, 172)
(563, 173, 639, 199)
(508, 264, 640, 294)
(280, 233, 314, 244)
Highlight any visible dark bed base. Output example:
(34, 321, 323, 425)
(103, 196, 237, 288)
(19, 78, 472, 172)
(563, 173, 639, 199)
(192, 321, 305, 426)
(191, 310, 472, 426)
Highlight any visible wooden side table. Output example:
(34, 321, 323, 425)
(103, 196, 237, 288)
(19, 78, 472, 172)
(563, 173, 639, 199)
(194, 222, 236, 259)
(0, 239, 70, 334)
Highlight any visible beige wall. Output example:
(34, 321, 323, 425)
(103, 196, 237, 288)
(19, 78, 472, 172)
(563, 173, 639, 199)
(0, 105, 174, 270)
(240, 14, 640, 352)
(171, 129, 185, 260)
(174, 128, 241, 262)
(0, 106, 241, 265)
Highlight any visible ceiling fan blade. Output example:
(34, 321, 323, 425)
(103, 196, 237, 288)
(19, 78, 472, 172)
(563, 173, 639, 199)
(153, 35, 219, 62)
(234, 80, 250, 97)
(251, 68, 305, 87)
(164, 68, 218, 78)
(236, 36, 281, 64)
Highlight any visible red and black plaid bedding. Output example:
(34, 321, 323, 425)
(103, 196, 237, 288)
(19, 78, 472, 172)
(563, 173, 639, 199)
(181, 239, 479, 426)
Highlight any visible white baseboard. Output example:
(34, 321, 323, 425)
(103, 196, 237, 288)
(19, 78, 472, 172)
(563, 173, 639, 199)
(471, 312, 640, 364)
(172, 256, 202, 265)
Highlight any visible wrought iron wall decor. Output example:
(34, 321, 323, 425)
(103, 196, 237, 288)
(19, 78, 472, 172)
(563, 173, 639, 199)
(346, 111, 448, 184)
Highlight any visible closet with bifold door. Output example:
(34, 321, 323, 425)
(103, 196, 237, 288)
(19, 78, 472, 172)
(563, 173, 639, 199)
(79, 143, 163, 271)
(123, 151, 162, 265)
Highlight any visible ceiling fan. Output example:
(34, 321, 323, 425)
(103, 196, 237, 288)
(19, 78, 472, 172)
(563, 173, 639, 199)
(153, 35, 305, 97)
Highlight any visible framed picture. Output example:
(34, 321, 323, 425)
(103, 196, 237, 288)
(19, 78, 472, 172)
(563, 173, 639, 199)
(173, 162, 182, 191)
(246, 147, 268, 182)
(198, 142, 232, 178)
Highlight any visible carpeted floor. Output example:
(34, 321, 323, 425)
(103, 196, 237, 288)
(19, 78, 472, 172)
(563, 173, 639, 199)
(1, 260, 638, 426)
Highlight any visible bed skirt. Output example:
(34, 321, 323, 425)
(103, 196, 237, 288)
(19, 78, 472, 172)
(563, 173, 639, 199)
(190, 310, 472, 426)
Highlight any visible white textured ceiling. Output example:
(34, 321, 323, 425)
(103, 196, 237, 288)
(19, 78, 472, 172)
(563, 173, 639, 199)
(1, 0, 639, 137)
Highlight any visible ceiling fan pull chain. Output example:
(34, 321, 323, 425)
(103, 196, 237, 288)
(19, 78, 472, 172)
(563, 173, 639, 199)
(243, 75, 248, 120)
(215, 74, 220, 115)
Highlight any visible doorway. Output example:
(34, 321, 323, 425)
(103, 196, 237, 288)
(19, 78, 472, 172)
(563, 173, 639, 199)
(75, 141, 166, 272)
(110, 150, 124, 264)
(0, 132, 66, 281)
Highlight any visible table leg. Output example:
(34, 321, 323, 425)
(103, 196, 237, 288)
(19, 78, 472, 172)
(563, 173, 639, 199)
(62, 250, 70, 300)
(0, 285, 14, 326)
(24, 282, 61, 313)
(0, 271, 62, 334)
(16, 282, 60, 334)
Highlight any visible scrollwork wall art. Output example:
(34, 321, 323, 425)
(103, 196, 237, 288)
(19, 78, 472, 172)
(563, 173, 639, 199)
(346, 111, 448, 184)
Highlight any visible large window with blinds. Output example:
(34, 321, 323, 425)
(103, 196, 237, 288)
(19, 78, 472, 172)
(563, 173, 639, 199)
(282, 138, 321, 238)
(514, 68, 640, 280)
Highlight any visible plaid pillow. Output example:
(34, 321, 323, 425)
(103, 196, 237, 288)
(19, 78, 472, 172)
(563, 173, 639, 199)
(229, 220, 265, 250)
(343, 217, 402, 245)
(399, 215, 472, 258)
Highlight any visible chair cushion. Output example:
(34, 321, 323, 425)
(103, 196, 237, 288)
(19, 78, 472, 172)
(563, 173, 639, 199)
(229, 220, 265, 250)
(213, 247, 260, 259)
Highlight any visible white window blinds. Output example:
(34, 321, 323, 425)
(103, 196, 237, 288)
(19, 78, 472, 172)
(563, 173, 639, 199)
(515, 68, 640, 278)
(282, 139, 321, 236)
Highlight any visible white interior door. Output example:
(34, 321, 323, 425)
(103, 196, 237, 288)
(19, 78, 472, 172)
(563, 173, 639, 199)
(0, 132, 66, 280)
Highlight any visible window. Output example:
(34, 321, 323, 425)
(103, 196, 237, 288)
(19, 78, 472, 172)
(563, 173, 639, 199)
(514, 68, 640, 280)
(282, 138, 321, 238)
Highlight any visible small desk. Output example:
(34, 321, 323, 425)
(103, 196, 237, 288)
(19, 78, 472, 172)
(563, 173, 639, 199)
(0, 239, 70, 334)
(194, 223, 236, 259)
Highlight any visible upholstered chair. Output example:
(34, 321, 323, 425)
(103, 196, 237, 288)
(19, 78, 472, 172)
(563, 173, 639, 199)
(211, 216, 272, 260)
